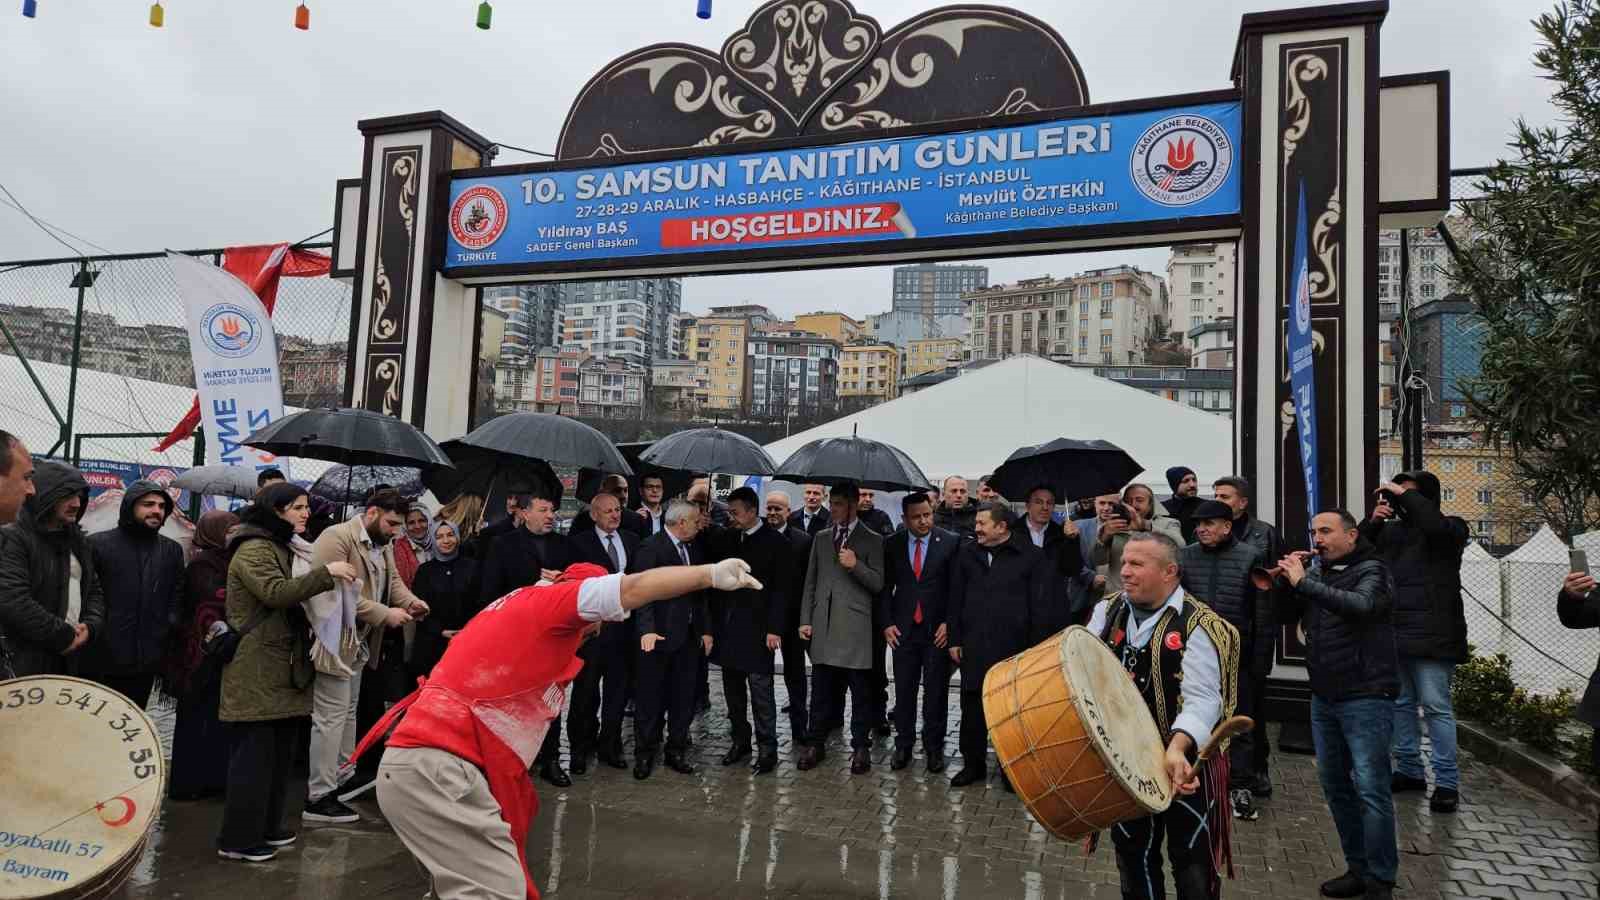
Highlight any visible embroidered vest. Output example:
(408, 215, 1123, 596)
(1098, 593, 1240, 743)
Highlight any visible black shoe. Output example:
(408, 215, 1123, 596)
(872, 722, 892, 738)
(926, 751, 947, 774)
(264, 830, 297, 848)
(1430, 787, 1459, 812)
(753, 753, 777, 775)
(1363, 881, 1393, 900)
(571, 756, 589, 775)
(539, 761, 573, 788)
(850, 750, 871, 774)
(721, 745, 752, 766)
(665, 752, 697, 775)
(1390, 773, 1427, 793)
(890, 748, 913, 771)
(1230, 788, 1259, 821)
(633, 754, 654, 780)
(797, 745, 824, 771)
(598, 750, 629, 770)
(950, 767, 986, 788)
(217, 845, 278, 862)
(335, 771, 378, 803)
(1251, 773, 1273, 798)
(302, 795, 360, 824)
(1319, 870, 1366, 898)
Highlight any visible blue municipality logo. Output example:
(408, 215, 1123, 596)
(1129, 114, 1233, 208)
(199, 303, 262, 359)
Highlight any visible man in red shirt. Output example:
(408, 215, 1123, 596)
(354, 557, 761, 900)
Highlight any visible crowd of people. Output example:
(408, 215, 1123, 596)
(0, 423, 1549, 900)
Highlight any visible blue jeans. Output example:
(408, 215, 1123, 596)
(1311, 695, 1399, 884)
(1392, 656, 1459, 790)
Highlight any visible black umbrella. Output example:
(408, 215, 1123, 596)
(424, 413, 626, 504)
(577, 442, 694, 503)
(772, 434, 932, 492)
(310, 465, 424, 505)
(425, 455, 563, 507)
(640, 427, 776, 476)
(988, 438, 1143, 502)
(243, 408, 454, 469)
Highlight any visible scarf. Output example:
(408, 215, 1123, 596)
(431, 521, 460, 563)
(294, 534, 361, 677)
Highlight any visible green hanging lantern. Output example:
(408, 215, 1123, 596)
(476, 0, 490, 29)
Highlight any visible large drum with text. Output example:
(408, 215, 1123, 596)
(982, 626, 1171, 840)
(0, 676, 163, 899)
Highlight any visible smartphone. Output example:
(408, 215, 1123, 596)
(1573, 550, 1591, 576)
(1111, 502, 1132, 522)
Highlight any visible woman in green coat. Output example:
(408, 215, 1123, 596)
(217, 483, 358, 862)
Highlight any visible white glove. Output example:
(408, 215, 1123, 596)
(711, 558, 763, 591)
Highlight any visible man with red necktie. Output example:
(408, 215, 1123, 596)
(878, 491, 958, 773)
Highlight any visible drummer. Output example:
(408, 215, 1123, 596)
(1086, 531, 1240, 900)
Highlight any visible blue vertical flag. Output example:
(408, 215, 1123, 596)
(1287, 182, 1321, 522)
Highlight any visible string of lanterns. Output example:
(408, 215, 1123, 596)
(19, 0, 712, 27)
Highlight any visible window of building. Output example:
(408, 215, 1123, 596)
(1449, 403, 1465, 418)
(1056, 326, 1067, 339)
(1475, 520, 1494, 537)
(1420, 283, 1436, 299)
(1100, 333, 1113, 348)
(1191, 315, 1203, 328)
(1100, 299, 1113, 316)
(1191, 299, 1205, 312)
(1188, 390, 1202, 406)
(1440, 459, 1455, 473)
(1079, 284, 1090, 298)
(1191, 264, 1205, 277)
(1079, 336, 1088, 353)
(1420, 247, 1436, 262)
(1476, 460, 1494, 475)
(1476, 489, 1494, 505)
(1100, 283, 1114, 298)
(1209, 390, 1222, 408)
(1440, 487, 1455, 502)
(1190, 281, 1204, 294)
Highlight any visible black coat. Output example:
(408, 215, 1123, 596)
(568, 526, 642, 659)
(0, 462, 104, 678)
(856, 507, 895, 538)
(1558, 584, 1600, 726)
(773, 523, 813, 635)
(706, 524, 789, 673)
(409, 556, 482, 676)
(1179, 536, 1269, 673)
(85, 482, 186, 677)
(789, 506, 831, 536)
(478, 527, 572, 606)
(879, 527, 958, 635)
(1014, 521, 1086, 636)
(1290, 541, 1399, 701)
(1359, 486, 1470, 661)
(1163, 494, 1204, 544)
(629, 530, 708, 652)
(948, 538, 1048, 685)
(934, 499, 978, 539)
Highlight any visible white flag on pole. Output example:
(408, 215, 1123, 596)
(169, 250, 288, 476)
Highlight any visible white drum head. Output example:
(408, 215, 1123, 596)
(0, 677, 164, 899)
(1057, 626, 1172, 815)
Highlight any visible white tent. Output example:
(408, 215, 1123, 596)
(1503, 524, 1569, 565)
(1573, 529, 1600, 561)
(763, 355, 1234, 492)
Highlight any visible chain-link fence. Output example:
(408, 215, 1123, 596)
(0, 245, 351, 471)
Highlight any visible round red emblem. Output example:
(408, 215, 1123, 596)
(449, 185, 509, 250)
(1165, 631, 1183, 651)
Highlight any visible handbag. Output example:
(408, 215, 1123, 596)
(195, 606, 273, 692)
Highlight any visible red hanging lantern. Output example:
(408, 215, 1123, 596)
(294, 2, 309, 29)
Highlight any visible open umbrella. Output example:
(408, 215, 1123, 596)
(243, 408, 454, 469)
(424, 413, 624, 504)
(772, 434, 931, 492)
(172, 464, 260, 501)
(988, 438, 1142, 502)
(640, 427, 775, 476)
(576, 442, 694, 503)
(310, 465, 424, 505)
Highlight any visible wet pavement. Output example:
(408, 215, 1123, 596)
(117, 682, 1600, 899)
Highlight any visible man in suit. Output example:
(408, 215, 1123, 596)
(706, 487, 790, 773)
(948, 502, 1048, 789)
(789, 483, 831, 535)
(565, 491, 640, 774)
(1018, 484, 1086, 636)
(856, 487, 895, 737)
(880, 491, 957, 773)
(766, 490, 812, 742)
(797, 482, 885, 775)
(478, 488, 574, 786)
(637, 474, 666, 536)
(571, 475, 647, 538)
(630, 499, 713, 779)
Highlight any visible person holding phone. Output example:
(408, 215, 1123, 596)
(1559, 552, 1599, 839)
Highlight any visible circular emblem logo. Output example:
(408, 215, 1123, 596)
(1130, 114, 1233, 207)
(199, 303, 262, 359)
(1294, 270, 1312, 334)
(450, 185, 509, 250)
(1164, 631, 1184, 651)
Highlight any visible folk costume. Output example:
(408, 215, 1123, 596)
(1088, 587, 1240, 900)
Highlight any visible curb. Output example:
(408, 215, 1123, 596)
(1457, 719, 1600, 819)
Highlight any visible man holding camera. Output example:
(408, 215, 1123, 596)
(1359, 471, 1469, 813)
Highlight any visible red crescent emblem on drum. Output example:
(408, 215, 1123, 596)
(1165, 632, 1183, 651)
(96, 796, 137, 827)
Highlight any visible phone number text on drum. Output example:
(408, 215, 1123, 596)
(1, 683, 159, 781)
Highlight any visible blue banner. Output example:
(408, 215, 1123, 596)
(1287, 183, 1320, 522)
(444, 101, 1241, 272)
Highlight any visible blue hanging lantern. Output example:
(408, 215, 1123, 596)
(22, 0, 37, 18)
(696, 0, 711, 19)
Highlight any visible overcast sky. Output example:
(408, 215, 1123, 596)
(0, 0, 1555, 320)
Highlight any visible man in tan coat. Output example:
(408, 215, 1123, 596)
(304, 488, 428, 823)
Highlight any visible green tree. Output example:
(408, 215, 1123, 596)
(1449, 0, 1600, 540)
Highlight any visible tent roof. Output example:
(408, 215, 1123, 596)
(1503, 523, 1569, 564)
(2, 355, 204, 468)
(1461, 541, 1495, 562)
(764, 355, 1234, 492)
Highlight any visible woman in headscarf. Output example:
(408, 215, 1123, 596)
(408, 520, 482, 680)
(391, 502, 434, 672)
(166, 509, 239, 801)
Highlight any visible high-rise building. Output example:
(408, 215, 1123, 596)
(793, 311, 864, 346)
(865, 309, 966, 346)
(746, 330, 841, 421)
(668, 311, 694, 359)
(1188, 318, 1234, 368)
(688, 315, 752, 411)
(559, 278, 682, 366)
(892, 263, 988, 318)
(1058, 266, 1158, 365)
(483, 284, 565, 362)
(1407, 294, 1482, 428)
(1378, 228, 1454, 307)
(1166, 243, 1236, 342)
(839, 343, 901, 406)
(904, 337, 963, 378)
(964, 276, 1068, 361)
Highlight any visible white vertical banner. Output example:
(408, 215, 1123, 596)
(168, 251, 288, 475)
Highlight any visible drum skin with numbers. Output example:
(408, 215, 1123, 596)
(0, 676, 164, 899)
(982, 626, 1172, 841)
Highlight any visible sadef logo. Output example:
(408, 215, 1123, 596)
(1129, 114, 1233, 207)
(199, 303, 262, 359)
(450, 185, 509, 250)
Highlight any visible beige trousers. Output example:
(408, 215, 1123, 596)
(376, 746, 526, 900)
